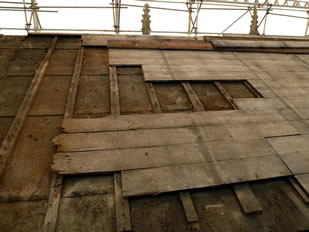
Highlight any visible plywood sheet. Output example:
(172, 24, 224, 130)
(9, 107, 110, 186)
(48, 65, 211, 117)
(267, 135, 309, 154)
(121, 155, 290, 197)
(280, 152, 309, 175)
(234, 98, 285, 111)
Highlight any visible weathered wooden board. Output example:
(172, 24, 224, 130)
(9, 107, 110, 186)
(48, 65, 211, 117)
(61, 110, 286, 133)
(53, 125, 233, 152)
(267, 135, 309, 154)
(233, 183, 263, 215)
(275, 87, 309, 97)
(295, 174, 309, 195)
(55, 37, 81, 50)
(121, 155, 291, 197)
(280, 152, 309, 175)
(81, 48, 109, 75)
(29, 76, 71, 116)
(52, 144, 206, 174)
(234, 98, 285, 111)
(211, 40, 286, 48)
(46, 49, 78, 76)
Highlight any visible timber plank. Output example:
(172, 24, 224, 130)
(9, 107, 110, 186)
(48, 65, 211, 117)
(64, 47, 84, 118)
(61, 110, 286, 133)
(146, 83, 162, 113)
(211, 40, 285, 48)
(121, 155, 291, 197)
(279, 152, 309, 175)
(267, 135, 309, 154)
(288, 177, 309, 204)
(0, 36, 58, 177)
(232, 183, 263, 215)
(179, 191, 199, 222)
(42, 174, 62, 232)
(295, 174, 309, 195)
(114, 173, 132, 232)
(182, 82, 205, 112)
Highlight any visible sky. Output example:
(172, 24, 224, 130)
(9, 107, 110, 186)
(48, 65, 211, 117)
(0, 0, 308, 36)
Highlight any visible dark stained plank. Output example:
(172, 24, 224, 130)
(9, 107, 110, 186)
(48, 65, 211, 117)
(114, 173, 132, 232)
(182, 82, 205, 112)
(81, 48, 109, 75)
(221, 81, 258, 98)
(232, 183, 263, 215)
(121, 155, 290, 197)
(146, 83, 162, 113)
(110, 66, 121, 116)
(0, 36, 58, 178)
(64, 47, 84, 119)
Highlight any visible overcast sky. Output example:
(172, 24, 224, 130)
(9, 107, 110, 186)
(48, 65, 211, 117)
(0, 0, 308, 36)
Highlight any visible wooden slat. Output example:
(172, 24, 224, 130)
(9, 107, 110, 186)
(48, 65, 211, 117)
(64, 47, 84, 118)
(214, 81, 238, 110)
(182, 82, 205, 112)
(295, 174, 309, 195)
(121, 155, 290, 197)
(179, 191, 199, 223)
(109, 66, 121, 116)
(288, 177, 309, 204)
(0, 36, 58, 177)
(232, 183, 263, 215)
(146, 82, 162, 113)
(114, 173, 132, 232)
(42, 174, 63, 232)
(61, 110, 286, 133)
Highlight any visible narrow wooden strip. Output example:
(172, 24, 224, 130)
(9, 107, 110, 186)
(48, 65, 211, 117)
(182, 82, 205, 112)
(232, 183, 263, 215)
(61, 110, 286, 133)
(64, 47, 84, 118)
(214, 81, 238, 110)
(121, 155, 290, 197)
(179, 191, 199, 222)
(114, 173, 132, 232)
(288, 177, 309, 204)
(42, 174, 63, 232)
(0, 36, 58, 177)
(146, 82, 162, 113)
(110, 66, 121, 116)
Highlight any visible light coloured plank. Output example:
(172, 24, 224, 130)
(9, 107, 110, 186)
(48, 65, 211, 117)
(179, 191, 199, 222)
(267, 135, 309, 154)
(279, 152, 309, 175)
(295, 174, 309, 195)
(182, 82, 205, 112)
(42, 174, 62, 232)
(0, 36, 58, 177)
(146, 82, 162, 113)
(234, 98, 285, 111)
(53, 125, 232, 153)
(288, 177, 309, 204)
(61, 110, 286, 133)
(52, 143, 206, 174)
(233, 183, 263, 215)
(211, 40, 285, 48)
(114, 173, 131, 232)
(110, 66, 120, 116)
(121, 155, 290, 197)
(64, 47, 84, 118)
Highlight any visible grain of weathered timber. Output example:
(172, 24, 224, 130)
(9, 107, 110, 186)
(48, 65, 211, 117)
(53, 126, 228, 152)
(42, 174, 63, 232)
(61, 110, 286, 133)
(214, 81, 238, 109)
(182, 82, 205, 112)
(232, 183, 263, 215)
(109, 66, 121, 116)
(146, 82, 162, 113)
(121, 155, 290, 197)
(114, 173, 132, 232)
(52, 144, 205, 174)
(295, 174, 309, 195)
(64, 47, 84, 118)
(179, 191, 199, 222)
(288, 177, 309, 204)
(0, 36, 58, 177)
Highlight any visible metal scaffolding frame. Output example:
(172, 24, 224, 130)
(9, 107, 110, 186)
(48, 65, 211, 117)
(1, 0, 309, 36)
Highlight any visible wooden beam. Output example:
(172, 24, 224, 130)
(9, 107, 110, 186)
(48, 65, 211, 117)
(0, 36, 58, 177)
(232, 183, 263, 215)
(182, 82, 205, 112)
(214, 81, 238, 110)
(42, 174, 63, 232)
(146, 82, 162, 113)
(64, 47, 85, 118)
(179, 191, 200, 231)
(288, 177, 309, 204)
(110, 66, 121, 116)
(114, 173, 132, 232)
